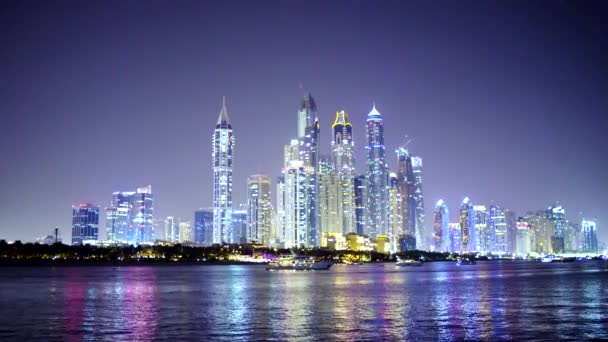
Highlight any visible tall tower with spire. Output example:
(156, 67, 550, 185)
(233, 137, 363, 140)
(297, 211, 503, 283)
(365, 104, 388, 238)
(297, 93, 320, 246)
(332, 110, 356, 234)
(212, 97, 234, 244)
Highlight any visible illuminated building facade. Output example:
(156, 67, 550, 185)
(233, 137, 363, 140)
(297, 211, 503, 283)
(433, 200, 449, 252)
(546, 205, 566, 253)
(232, 209, 247, 244)
(460, 197, 476, 253)
(354, 175, 367, 236)
(318, 157, 342, 235)
(164, 216, 179, 243)
(297, 93, 320, 247)
(365, 104, 387, 238)
(71, 203, 99, 245)
(489, 204, 507, 254)
(449, 222, 461, 253)
(388, 173, 403, 252)
(396, 147, 415, 242)
(179, 221, 192, 243)
(247, 174, 272, 245)
(212, 97, 234, 244)
(194, 209, 213, 244)
(474, 205, 490, 253)
(332, 110, 356, 234)
(506, 209, 517, 254)
(525, 211, 552, 254)
(581, 219, 598, 253)
(283, 160, 309, 248)
(516, 220, 531, 257)
(131, 185, 155, 243)
(411, 156, 426, 250)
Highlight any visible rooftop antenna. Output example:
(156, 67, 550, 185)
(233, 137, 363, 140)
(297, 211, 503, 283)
(402, 134, 412, 148)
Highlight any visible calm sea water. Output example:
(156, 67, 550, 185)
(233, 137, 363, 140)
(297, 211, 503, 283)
(0, 261, 607, 341)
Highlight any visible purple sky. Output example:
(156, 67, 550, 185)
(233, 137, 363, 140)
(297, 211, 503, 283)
(1, 0, 607, 243)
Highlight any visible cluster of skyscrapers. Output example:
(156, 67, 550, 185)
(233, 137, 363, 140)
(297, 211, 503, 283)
(69, 94, 600, 255)
(432, 200, 599, 255)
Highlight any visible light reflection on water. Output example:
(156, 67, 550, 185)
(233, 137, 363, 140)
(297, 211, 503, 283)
(0, 261, 607, 340)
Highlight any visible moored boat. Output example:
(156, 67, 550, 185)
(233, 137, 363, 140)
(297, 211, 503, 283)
(266, 255, 333, 271)
(396, 258, 423, 267)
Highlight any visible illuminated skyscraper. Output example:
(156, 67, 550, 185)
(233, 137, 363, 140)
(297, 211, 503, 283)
(365, 104, 387, 238)
(297, 93, 320, 247)
(506, 209, 517, 255)
(546, 205, 566, 253)
(179, 221, 192, 243)
(247, 174, 272, 245)
(212, 97, 234, 244)
(106, 192, 133, 243)
(276, 175, 286, 246)
(433, 200, 449, 252)
(489, 204, 507, 254)
(474, 205, 490, 253)
(411, 156, 425, 249)
(460, 197, 476, 253)
(332, 110, 356, 234)
(449, 222, 461, 253)
(354, 175, 367, 236)
(132, 185, 154, 243)
(283, 160, 308, 248)
(164, 216, 179, 243)
(194, 209, 213, 244)
(516, 219, 531, 257)
(396, 147, 415, 240)
(232, 209, 247, 244)
(525, 211, 552, 254)
(318, 157, 342, 235)
(388, 173, 403, 252)
(71, 203, 99, 245)
(581, 219, 598, 254)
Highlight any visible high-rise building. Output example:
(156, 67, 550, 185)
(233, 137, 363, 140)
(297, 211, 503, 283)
(449, 222, 462, 253)
(247, 174, 272, 245)
(283, 160, 309, 248)
(525, 211, 552, 254)
(164, 216, 179, 243)
(232, 209, 247, 245)
(396, 147, 415, 241)
(460, 197, 476, 253)
(194, 209, 213, 245)
(106, 191, 133, 243)
(515, 219, 531, 257)
(581, 219, 598, 254)
(71, 203, 99, 245)
(546, 205, 566, 253)
(388, 173, 403, 253)
(411, 156, 426, 250)
(179, 221, 192, 243)
(318, 157, 342, 235)
(131, 185, 155, 243)
(474, 205, 490, 253)
(488, 204, 507, 254)
(212, 97, 234, 244)
(433, 200, 449, 252)
(297, 94, 320, 247)
(105, 186, 153, 244)
(365, 104, 387, 239)
(332, 110, 356, 234)
(506, 209, 517, 255)
(354, 175, 367, 236)
(276, 175, 286, 247)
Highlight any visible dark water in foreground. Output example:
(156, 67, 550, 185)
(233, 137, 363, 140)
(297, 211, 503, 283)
(1, 261, 607, 341)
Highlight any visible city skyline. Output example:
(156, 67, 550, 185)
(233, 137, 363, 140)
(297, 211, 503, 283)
(1, 1, 607, 243)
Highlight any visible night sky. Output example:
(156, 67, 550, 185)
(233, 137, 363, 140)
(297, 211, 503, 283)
(1, 0, 607, 243)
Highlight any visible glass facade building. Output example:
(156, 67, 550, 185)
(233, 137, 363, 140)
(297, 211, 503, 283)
(71, 203, 99, 245)
(332, 110, 356, 234)
(212, 97, 234, 244)
(364, 105, 387, 239)
(194, 209, 214, 245)
(247, 174, 272, 245)
(433, 200, 449, 252)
